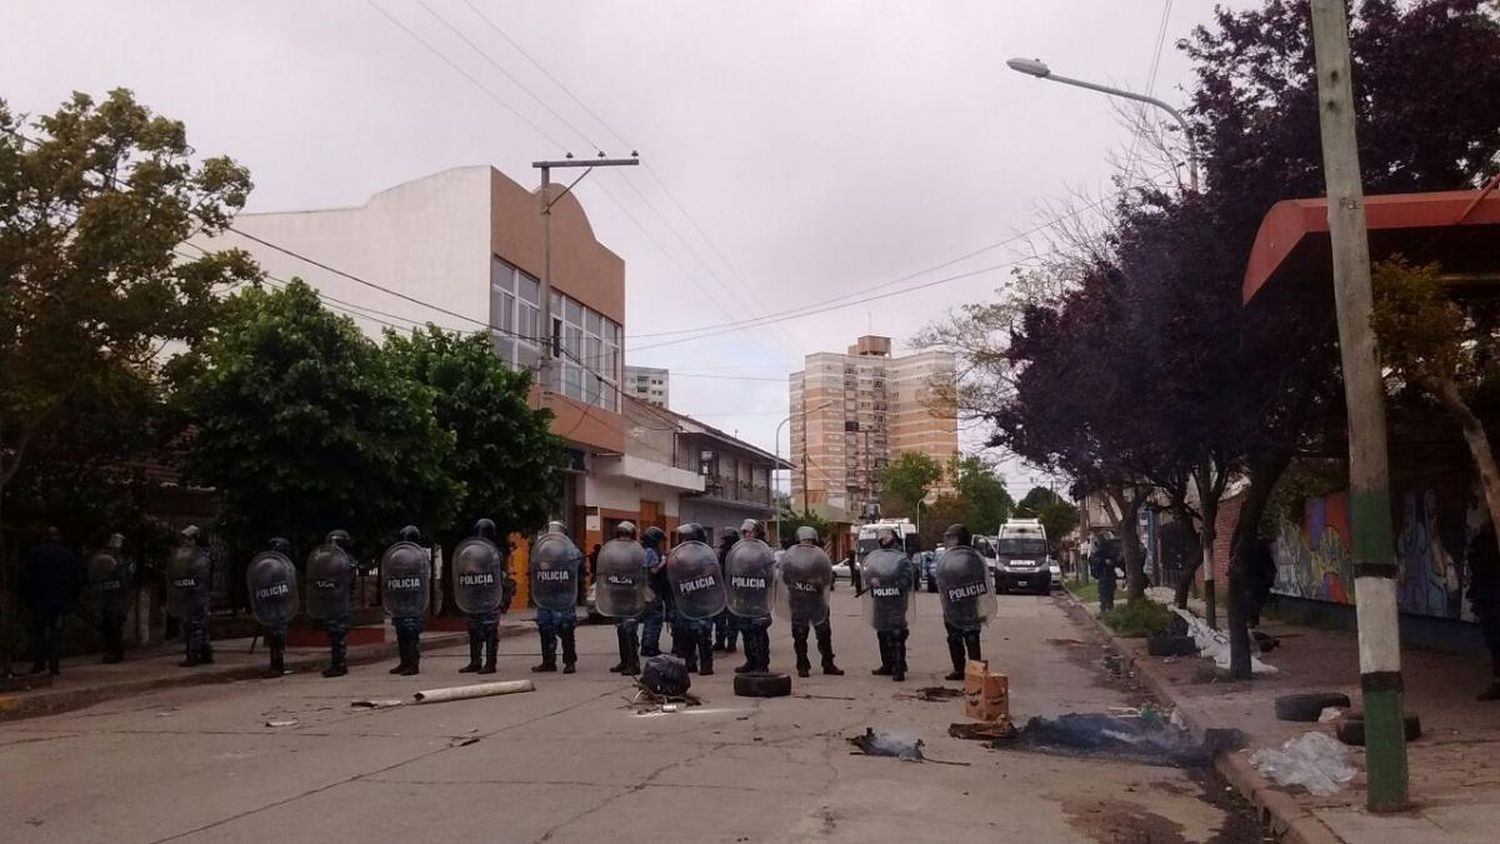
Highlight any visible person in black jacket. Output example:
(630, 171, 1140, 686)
(1468, 523, 1500, 702)
(20, 527, 86, 676)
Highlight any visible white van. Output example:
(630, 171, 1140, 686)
(993, 518, 1051, 595)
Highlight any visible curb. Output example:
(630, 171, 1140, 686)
(1060, 590, 1345, 844)
(0, 622, 532, 724)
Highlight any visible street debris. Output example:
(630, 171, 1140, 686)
(1249, 731, 1356, 796)
(847, 728, 971, 766)
(1172, 608, 1277, 675)
(264, 719, 299, 728)
(638, 655, 692, 697)
(350, 698, 405, 709)
(798, 693, 856, 701)
(904, 686, 964, 702)
(448, 736, 480, 748)
(1000, 712, 1239, 768)
(411, 679, 535, 704)
(949, 721, 1018, 741)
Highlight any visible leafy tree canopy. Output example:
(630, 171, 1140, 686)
(879, 451, 943, 519)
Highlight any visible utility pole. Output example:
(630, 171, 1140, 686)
(533, 155, 638, 393)
(1308, 0, 1407, 812)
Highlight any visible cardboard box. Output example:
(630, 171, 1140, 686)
(963, 659, 1010, 723)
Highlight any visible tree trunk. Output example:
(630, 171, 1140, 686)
(1167, 501, 1203, 609)
(1199, 486, 1221, 626)
(1110, 490, 1148, 603)
(1227, 448, 1292, 679)
(1425, 376, 1500, 535)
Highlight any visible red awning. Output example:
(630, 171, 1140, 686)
(1242, 189, 1500, 304)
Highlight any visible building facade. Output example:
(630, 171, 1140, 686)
(789, 335, 957, 521)
(623, 365, 670, 408)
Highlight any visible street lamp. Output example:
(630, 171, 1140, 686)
(1006, 57, 1199, 193)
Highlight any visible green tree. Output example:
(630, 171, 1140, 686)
(880, 451, 942, 519)
(950, 455, 1014, 534)
(1015, 486, 1080, 554)
(382, 326, 564, 545)
(172, 280, 457, 558)
(772, 508, 831, 548)
(917, 493, 969, 549)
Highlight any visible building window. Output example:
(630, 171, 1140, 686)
(492, 257, 619, 410)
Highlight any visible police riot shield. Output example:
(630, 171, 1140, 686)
(776, 544, 832, 625)
(935, 546, 995, 630)
(860, 547, 913, 631)
(529, 533, 583, 612)
(724, 539, 777, 619)
(166, 545, 211, 619)
(87, 550, 132, 619)
(246, 551, 299, 627)
(304, 544, 354, 620)
(666, 540, 726, 620)
(381, 541, 431, 617)
(594, 538, 651, 618)
(451, 537, 504, 615)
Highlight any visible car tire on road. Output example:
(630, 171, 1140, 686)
(733, 671, 792, 698)
(1334, 711, 1422, 746)
(1273, 692, 1352, 722)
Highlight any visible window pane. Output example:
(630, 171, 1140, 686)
(550, 291, 562, 317)
(586, 310, 602, 337)
(565, 325, 582, 357)
(565, 298, 583, 327)
(586, 336, 602, 370)
(605, 320, 619, 344)
(564, 363, 583, 400)
(519, 303, 538, 342)
(519, 273, 539, 304)
(491, 260, 515, 292)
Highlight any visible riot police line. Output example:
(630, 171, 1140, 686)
(68, 517, 998, 685)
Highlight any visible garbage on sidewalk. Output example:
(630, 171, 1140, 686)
(626, 656, 702, 713)
(1171, 608, 1278, 675)
(949, 720, 1018, 741)
(1249, 731, 1356, 796)
(999, 712, 1241, 768)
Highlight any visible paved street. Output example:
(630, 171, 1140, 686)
(2, 591, 1261, 843)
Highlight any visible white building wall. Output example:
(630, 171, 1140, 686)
(204, 166, 493, 341)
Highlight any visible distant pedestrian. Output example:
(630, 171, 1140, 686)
(1468, 524, 1500, 702)
(1090, 538, 1119, 613)
(20, 527, 86, 676)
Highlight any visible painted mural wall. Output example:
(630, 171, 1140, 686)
(1271, 484, 1480, 622)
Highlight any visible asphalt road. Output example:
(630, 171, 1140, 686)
(1, 590, 1263, 843)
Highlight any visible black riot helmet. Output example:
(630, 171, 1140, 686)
(398, 525, 422, 543)
(943, 523, 972, 548)
(642, 526, 666, 550)
(269, 537, 293, 556)
(876, 526, 899, 549)
(718, 526, 739, 552)
(326, 529, 352, 550)
(796, 525, 819, 546)
(677, 522, 707, 544)
(615, 521, 638, 540)
(474, 518, 497, 540)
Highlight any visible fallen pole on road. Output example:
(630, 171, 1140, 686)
(411, 679, 535, 705)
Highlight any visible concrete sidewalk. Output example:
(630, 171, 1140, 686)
(1072, 588, 1500, 843)
(0, 618, 533, 724)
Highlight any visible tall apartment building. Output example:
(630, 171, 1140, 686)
(623, 366, 670, 408)
(789, 336, 957, 521)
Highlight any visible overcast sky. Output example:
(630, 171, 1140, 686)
(2, 0, 1238, 498)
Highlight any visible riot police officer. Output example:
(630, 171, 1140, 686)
(598, 521, 652, 676)
(169, 526, 215, 668)
(726, 519, 776, 674)
(862, 526, 914, 682)
(935, 524, 994, 681)
(383, 525, 432, 676)
(530, 521, 583, 674)
(781, 526, 843, 678)
(248, 538, 299, 679)
(456, 519, 514, 675)
(87, 533, 135, 664)
(667, 523, 724, 675)
(640, 526, 669, 657)
(306, 530, 356, 678)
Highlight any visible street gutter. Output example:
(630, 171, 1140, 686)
(1060, 590, 1346, 844)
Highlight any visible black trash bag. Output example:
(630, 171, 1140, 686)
(1011, 713, 1239, 768)
(639, 655, 692, 697)
(1167, 613, 1190, 636)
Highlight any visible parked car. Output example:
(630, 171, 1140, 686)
(831, 559, 852, 582)
(1049, 561, 1063, 590)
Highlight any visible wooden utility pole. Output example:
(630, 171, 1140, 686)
(1308, 0, 1408, 812)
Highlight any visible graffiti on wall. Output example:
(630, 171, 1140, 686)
(1272, 486, 1477, 622)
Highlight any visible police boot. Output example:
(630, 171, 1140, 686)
(200, 638, 214, 665)
(697, 634, 714, 676)
(963, 630, 983, 663)
(817, 626, 843, 676)
(401, 637, 421, 676)
(389, 630, 410, 674)
(871, 632, 893, 676)
(725, 625, 738, 654)
(479, 629, 498, 675)
(323, 634, 348, 678)
(532, 628, 557, 672)
(793, 634, 811, 678)
(609, 627, 629, 673)
(758, 629, 773, 672)
(459, 630, 482, 673)
(261, 640, 283, 679)
(179, 638, 201, 668)
(623, 634, 640, 676)
(679, 631, 699, 673)
(734, 638, 756, 674)
(945, 634, 966, 681)
(892, 629, 909, 683)
(561, 628, 578, 674)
